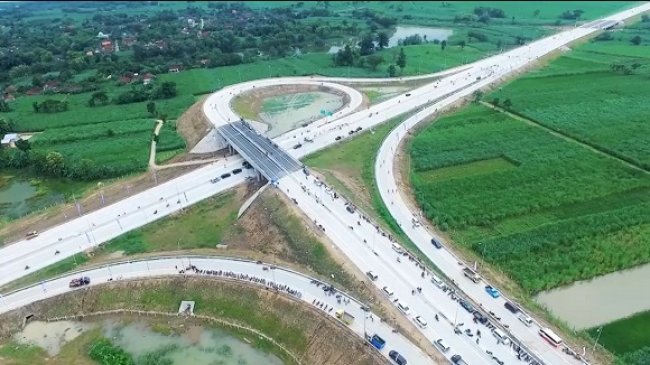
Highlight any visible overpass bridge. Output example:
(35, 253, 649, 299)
(217, 120, 302, 182)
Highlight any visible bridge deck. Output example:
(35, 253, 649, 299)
(217, 121, 302, 181)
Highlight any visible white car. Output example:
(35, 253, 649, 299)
(414, 315, 428, 329)
(382, 286, 395, 297)
(430, 274, 444, 288)
(435, 338, 450, 353)
(518, 315, 533, 327)
(397, 301, 410, 315)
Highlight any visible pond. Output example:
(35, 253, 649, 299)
(16, 319, 285, 365)
(535, 263, 650, 330)
(388, 26, 453, 48)
(328, 26, 453, 53)
(260, 91, 344, 138)
(0, 172, 89, 221)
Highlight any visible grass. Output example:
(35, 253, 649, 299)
(1, 255, 89, 293)
(588, 310, 650, 355)
(0, 342, 46, 365)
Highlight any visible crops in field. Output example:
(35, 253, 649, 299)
(409, 22, 650, 293)
(589, 310, 650, 363)
(409, 103, 650, 293)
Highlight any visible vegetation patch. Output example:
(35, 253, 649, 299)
(416, 156, 518, 183)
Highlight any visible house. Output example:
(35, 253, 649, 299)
(1, 133, 18, 147)
(101, 40, 113, 53)
(3, 93, 15, 102)
(96, 31, 110, 39)
(43, 80, 60, 91)
(122, 35, 137, 47)
(25, 87, 42, 96)
(168, 65, 182, 73)
(119, 72, 135, 84)
(142, 73, 155, 85)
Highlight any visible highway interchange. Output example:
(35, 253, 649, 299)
(1, 3, 649, 365)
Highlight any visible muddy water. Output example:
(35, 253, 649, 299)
(260, 91, 344, 138)
(0, 179, 38, 219)
(15, 319, 285, 364)
(536, 263, 650, 330)
(105, 320, 284, 365)
(14, 320, 91, 356)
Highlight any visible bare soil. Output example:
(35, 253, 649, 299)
(176, 95, 212, 151)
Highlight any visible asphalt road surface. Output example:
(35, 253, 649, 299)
(1, 3, 649, 365)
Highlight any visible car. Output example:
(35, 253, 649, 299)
(473, 311, 488, 324)
(335, 136, 342, 141)
(389, 350, 408, 365)
(366, 271, 379, 281)
(242, 161, 252, 169)
(397, 301, 410, 315)
(459, 299, 475, 313)
(405, 93, 411, 97)
(220, 173, 231, 179)
(485, 285, 500, 298)
(518, 315, 533, 327)
(414, 315, 428, 329)
(382, 286, 395, 297)
(391, 243, 404, 253)
(232, 168, 243, 175)
(434, 338, 450, 353)
(451, 354, 468, 365)
(430, 275, 444, 288)
(25, 231, 39, 239)
(348, 130, 355, 135)
(210, 177, 221, 183)
(355, 126, 362, 132)
(431, 238, 442, 249)
(293, 143, 302, 149)
(504, 301, 520, 314)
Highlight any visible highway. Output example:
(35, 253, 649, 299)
(0, 256, 433, 365)
(1, 2, 649, 364)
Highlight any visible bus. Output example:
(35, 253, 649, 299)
(539, 327, 563, 347)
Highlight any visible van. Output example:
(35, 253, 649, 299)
(430, 275, 444, 288)
(391, 243, 403, 253)
(414, 315, 428, 329)
(382, 286, 395, 297)
(434, 338, 450, 353)
(492, 328, 510, 345)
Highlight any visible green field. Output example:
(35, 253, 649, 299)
(410, 22, 650, 295)
(589, 310, 650, 365)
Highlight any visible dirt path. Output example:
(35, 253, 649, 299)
(148, 119, 164, 168)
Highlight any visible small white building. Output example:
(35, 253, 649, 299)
(1, 133, 18, 147)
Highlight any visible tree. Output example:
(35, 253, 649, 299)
(631, 35, 642, 46)
(533, 9, 540, 17)
(377, 32, 389, 49)
(32, 75, 44, 88)
(0, 119, 11, 135)
(359, 33, 375, 56)
(366, 55, 384, 71)
(0, 100, 11, 113)
(15, 138, 31, 152)
(440, 40, 447, 51)
(45, 151, 65, 176)
(59, 70, 73, 81)
(492, 97, 500, 106)
(396, 47, 406, 71)
(642, 14, 649, 22)
(32, 101, 39, 113)
(387, 64, 397, 77)
(503, 98, 512, 109)
(88, 91, 108, 107)
(472, 90, 483, 103)
(147, 102, 156, 116)
(459, 40, 466, 49)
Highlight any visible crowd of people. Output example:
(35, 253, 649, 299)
(180, 264, 302, 299)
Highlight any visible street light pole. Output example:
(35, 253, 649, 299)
(592, 327, 603, 352)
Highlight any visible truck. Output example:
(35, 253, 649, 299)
(367, 334, 386, 350)
(69, 276, 91, 288)
(335, 309, 355, 325)
(463, 267, 480, 283)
